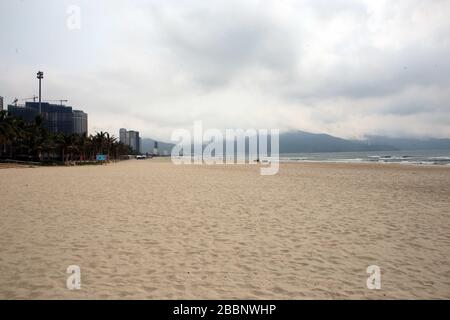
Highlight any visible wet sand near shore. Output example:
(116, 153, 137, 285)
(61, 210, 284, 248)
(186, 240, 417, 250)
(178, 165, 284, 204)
(0, 159, 449, 299)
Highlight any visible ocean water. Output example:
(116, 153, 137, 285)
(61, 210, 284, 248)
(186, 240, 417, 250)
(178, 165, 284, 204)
(280, 149, 450, 166)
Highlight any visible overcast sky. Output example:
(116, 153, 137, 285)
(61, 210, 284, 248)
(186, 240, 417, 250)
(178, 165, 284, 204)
(1, 0, 450, 140)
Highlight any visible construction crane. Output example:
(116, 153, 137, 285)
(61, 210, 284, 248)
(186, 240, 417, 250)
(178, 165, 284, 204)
(44, 99, 68, 106)
(9, 96, 38, 107)
(21, 95, 38, 102)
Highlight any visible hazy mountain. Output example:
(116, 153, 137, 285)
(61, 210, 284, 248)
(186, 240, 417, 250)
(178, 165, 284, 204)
(364, 135, 450, 151)
(140, 138, 174, 155)
(140, 131, 450, 155)
(279, 131, 397, 153)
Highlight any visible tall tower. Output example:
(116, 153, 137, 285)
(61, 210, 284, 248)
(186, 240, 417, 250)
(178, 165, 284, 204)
(119, 128, 127, 144)
(37, 71, 44, 114)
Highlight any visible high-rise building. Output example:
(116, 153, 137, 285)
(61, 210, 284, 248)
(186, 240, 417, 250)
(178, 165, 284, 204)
(128, 130, 140, 154)
(7, 101, 88, 135)
(0, 96, 3, 111)
(7, 104, 39, 122)
(25, 102, 73, 134)
(72, 110, 88, 135)
(119, 128, 127, 145)
(119, 128, 140, 153)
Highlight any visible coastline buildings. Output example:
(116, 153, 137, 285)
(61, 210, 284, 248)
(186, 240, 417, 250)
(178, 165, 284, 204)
(119, 128, 141, 154)
(119, 128, 127, 146)
(129, 131, 141, 154)
(72, 110, 88, 135)
(7, 101, 88, 135)
(7, 103, 39, 123)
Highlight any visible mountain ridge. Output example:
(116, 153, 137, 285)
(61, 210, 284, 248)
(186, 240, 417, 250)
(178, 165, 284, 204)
(140, 130, 450, 154)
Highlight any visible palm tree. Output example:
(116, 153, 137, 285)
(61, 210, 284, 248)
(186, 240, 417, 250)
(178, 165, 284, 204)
(0, 111, 12, 157)
(0, 111, 22, 158)
(106, 133, 117, 160)
(94, 131, 107, 155)
(77, 133, 88, 161)
(41, 134, 57, 161)
(54, 133, 69, 162)
(22, 115, 46, 161)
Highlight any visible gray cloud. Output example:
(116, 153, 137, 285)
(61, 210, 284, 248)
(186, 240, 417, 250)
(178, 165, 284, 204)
(1, 0, 449, 139)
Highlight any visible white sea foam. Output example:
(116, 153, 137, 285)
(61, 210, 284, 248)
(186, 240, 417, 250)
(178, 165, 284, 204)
(279, 150, 450, 166)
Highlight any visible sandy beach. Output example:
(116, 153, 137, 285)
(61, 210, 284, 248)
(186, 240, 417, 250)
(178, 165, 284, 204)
(0, 159, 449, 299)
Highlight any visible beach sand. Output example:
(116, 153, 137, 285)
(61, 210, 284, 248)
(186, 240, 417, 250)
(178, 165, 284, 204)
(0, 159, 449, 299)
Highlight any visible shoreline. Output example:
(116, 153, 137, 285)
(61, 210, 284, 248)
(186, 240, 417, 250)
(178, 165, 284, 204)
(2, 158, 450, 170)
(280, 159, 450, 167)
